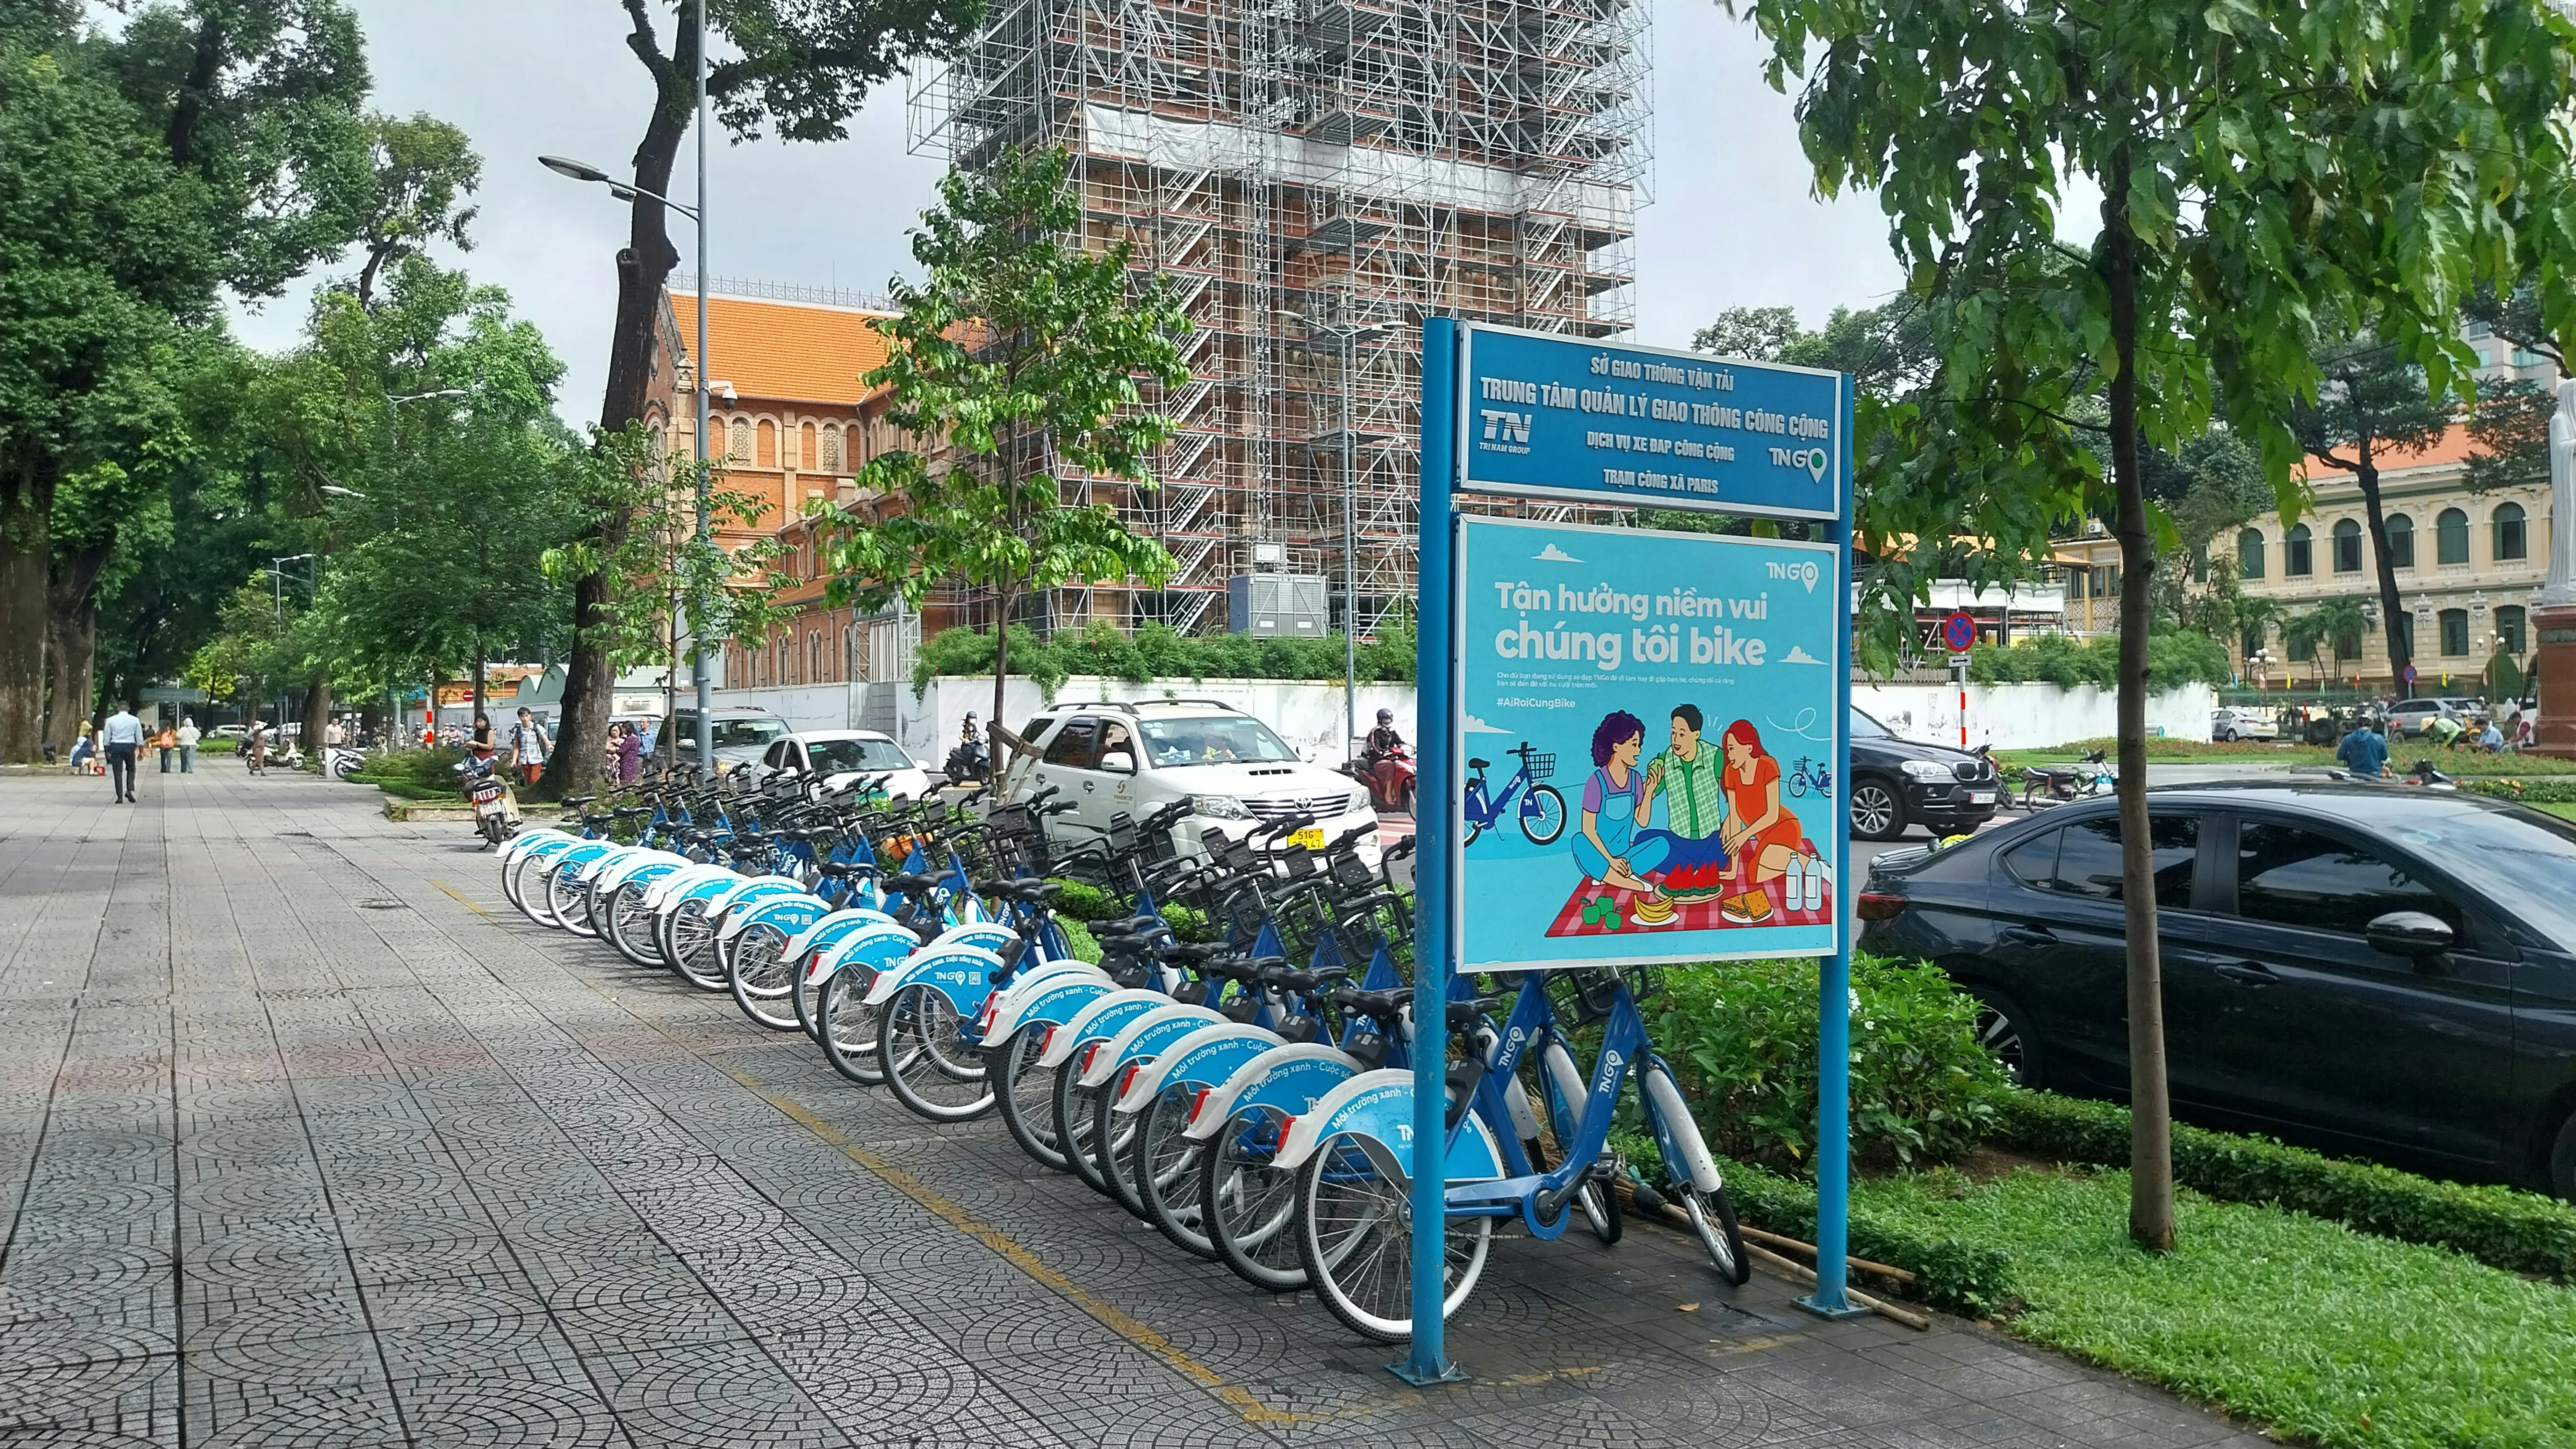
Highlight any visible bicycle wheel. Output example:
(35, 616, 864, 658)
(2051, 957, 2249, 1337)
(1535, 1045, 1621, 1246)
(546, 862, 597, 937)
(877, 984, 993, 1121)
(1128, 1085, 1216, 1259)
(1051, 1063, 1113, 1196)
(1519, 784, 1567, 845)
(814, 968, 884, 1085)
(580, 875, 614, 937)
(988, 1027, 1067, 1170)
(516, 854, 564, 927)
(501, 849, 541, 915)
(667, 900, 728, 992)
(1089, 1078, 1153, 1219)
(1197, 1107, 1306, 1291)
(1293, 1132, 1490, 1343)
(605, 881, 660, 967)
(1677, 1183, 1750, 1287)
(726, 923, 804, 1031)
(791, 955, 830, 1046)
(1788, 771, 1808, 799)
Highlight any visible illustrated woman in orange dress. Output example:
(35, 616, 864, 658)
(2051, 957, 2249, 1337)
(1717, 720, 1808, 923)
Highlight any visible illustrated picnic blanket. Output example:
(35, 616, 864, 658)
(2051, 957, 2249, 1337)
(1542, 836, 1834, 939)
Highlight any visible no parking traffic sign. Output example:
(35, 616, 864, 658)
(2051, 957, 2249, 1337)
(1940, 611, 1977, 653)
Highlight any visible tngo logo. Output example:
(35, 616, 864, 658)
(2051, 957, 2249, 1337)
(1481, 408, 1532, 445)
(1768, 445, 1830, 483)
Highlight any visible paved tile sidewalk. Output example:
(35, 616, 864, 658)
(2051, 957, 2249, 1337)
(0, 769, 2271, 1447)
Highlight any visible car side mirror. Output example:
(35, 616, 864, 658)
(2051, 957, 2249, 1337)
(2365, 911, 2454, 965)
(1100, 750, 1136, 774)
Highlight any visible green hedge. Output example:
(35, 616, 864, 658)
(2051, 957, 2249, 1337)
(1706, 1155, 2013, 1316)
(2460, 776, 2576, 805)
(1989, 1089, 2576, 1280)
(916, 617, 1417, 696)
(1967, 630, 2232, 689)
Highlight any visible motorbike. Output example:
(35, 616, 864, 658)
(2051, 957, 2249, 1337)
(324, 743, 368, 781)
(2017, 747, 2113, 809)
(1344, 739, 1417, 816)
(943, 730, 992, 787)
(2327, 758, 2458, 789)
(453, 752, 520, 846)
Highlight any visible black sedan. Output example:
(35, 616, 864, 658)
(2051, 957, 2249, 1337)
(1848, 708, 2003, 840)
(1859, 782, 2576, 1198)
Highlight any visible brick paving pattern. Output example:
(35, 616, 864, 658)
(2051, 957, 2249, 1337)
(0, 769, 2271, 1447)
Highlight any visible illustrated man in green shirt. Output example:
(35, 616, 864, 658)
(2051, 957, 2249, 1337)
(1641, 704, 1731, 896)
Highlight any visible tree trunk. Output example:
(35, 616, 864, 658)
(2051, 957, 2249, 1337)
(991, 590, 1013, 774)
(42, 546, 105, 759)
(0, 451, 57, 762)
(2102, 161, 2176, 1253)
(2353, 455, 2411, 683)
(472, 650, 486, 720)
(302, 676, 331, 768)
(551, 19, 695, 800)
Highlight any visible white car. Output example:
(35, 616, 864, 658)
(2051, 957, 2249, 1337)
(756, 730, 936, 801)
(2211, 706, 2277, 742)
(1001, 700, 1380, 867)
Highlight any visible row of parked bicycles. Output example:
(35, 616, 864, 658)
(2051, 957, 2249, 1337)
(483, 766, 1749, 1343)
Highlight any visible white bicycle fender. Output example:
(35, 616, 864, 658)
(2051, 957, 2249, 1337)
(596, 848, 688, 892)
(858, 944, 1006, 1009)
(551, 841, 626, 885)
(1643, 1065, 1724, 1194)
(496, 827, 575, 864)
(705, 875, 800, 919)
(805, 922, 920, 986)
(1114, 1022, 1282, 1113)
(1078, 1003, 1226, 1090)
(1037, 988, 1170, 1070)
(1181, 1042, 1362, 1142)
(926, 920, 1018, 954)
(643, 864, 736, 912)
(1271, 1070, 1505, 1182)
(717, 892, 828, 943)
(781, 908, 896, 963)
(981, 967, 1116, 1043)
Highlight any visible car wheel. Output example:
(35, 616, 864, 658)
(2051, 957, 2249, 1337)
(1964, 985, 2043, 1090)
(2550, 1112, 2576, 1202)
(1848, 778, 1905, 840)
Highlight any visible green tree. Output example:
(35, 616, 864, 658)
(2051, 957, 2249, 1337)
(2286, 597, 2373, 683)
(344, 111, 477, 307)
(551, 0, 985, 792)
(2287, 334, 2452, 680)
(817, 147, 1189, 740)
(1739, 0, 2576, 1249)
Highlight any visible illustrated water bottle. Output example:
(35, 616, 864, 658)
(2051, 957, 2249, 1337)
(1803, 853, 1825, 913)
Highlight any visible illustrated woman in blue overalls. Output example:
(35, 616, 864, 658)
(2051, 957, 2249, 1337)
(1572, 711, 1672, 896)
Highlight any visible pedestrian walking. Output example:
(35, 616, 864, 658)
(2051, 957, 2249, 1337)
(177, 717, 200, 772)
(506, 708, 551, 787)
(156, 721, 178, 773)
(103, 702, 145, 803)
(614, 722, 642, 784)
(471, 713, 493, 750)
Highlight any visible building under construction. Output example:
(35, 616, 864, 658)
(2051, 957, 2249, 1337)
(908, 0, 1651, 637)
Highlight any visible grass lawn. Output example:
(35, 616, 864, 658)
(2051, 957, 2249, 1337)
(1998, 737, 2576, 775)
(1853, 1166, 2576, 1449)
(2530, 802, 2576, 823)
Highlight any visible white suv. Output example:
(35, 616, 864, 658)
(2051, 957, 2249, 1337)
(1000, 700, 1381, 866)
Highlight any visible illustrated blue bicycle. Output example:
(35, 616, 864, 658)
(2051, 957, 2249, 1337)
(1786, 755, 1834, 799)
(1462, 742, 1566, 847)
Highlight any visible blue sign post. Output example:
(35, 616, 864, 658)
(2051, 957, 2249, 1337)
(1404, 320, 1859, 1387)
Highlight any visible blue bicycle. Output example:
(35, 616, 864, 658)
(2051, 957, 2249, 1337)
(1787, 755, 1834, 799)
(1462, 742, 1567, 847)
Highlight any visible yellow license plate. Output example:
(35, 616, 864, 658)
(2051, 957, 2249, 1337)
(1289, 827, 1325, 850)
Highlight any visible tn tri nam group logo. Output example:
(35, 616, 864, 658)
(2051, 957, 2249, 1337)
(1479, 407, 1532, 454)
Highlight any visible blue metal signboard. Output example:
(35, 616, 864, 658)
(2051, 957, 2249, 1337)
(1459, 323, 1847, 520)
(1405, 319, 1863, 1388)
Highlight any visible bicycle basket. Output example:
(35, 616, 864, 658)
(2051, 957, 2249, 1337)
(1547, 964, 1663, 1026)
(1522, 750, 1557, 781)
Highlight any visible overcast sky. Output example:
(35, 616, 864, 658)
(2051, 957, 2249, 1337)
(225, 0, 1908, 427)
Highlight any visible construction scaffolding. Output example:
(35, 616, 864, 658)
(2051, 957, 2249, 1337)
(909, 0, 1650, 636)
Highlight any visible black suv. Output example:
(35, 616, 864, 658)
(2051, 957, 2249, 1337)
(1849, 707, 2001, 840)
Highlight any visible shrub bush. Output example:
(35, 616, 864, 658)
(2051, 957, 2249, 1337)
(1989, 1089, 2576, 1280)
(1652, 955, 2007, 1175)
(2460, 776, 2576, 805)
(354, 746, 467, 801)
(1968, 630, 2231, 689)
(1044, 878, 1218, 944)
(914, 617, 1418, 697)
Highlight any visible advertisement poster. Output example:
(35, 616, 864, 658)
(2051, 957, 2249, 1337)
(1457, 516, 1841, 969)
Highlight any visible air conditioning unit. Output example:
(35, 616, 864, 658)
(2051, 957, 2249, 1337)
(1229, 573, 1329, 638)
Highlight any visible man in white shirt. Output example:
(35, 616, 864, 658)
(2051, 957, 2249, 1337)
(507, 708, 552, 787)
(102, 703, 145, 803)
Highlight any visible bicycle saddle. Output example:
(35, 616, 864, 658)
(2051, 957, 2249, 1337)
(815, 862, 870, 879)
(1467, 758, 1490, 770)
(1098, 915, 1162, 937)
(1337, 986, 1413, 1023)
(1263, 964, 1346, 994)
(884, 872, 941, 894)
(562, 795, 598, 807)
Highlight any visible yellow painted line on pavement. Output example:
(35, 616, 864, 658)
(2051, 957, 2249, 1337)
(431, 879, 491, 918)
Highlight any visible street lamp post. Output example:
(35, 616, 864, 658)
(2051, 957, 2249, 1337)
(539, 0, 714, 776)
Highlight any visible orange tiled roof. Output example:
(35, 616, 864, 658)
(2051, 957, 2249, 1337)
(671, 291, 895, 406)
(2300, 422, 2476, 481)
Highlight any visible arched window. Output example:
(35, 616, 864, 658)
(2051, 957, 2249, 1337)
(807, 631, 823, 682)
(2236, 527, 2265, 579)
(2495, 501, 2528, 561)
(821, 425, 844, 473)
(2437, 507, 2469, 564)
(2500, 604, 2528, 654)
(796, 420, 815, 471)
(727, 417, 751, 463)
(756, 419, 777, 468)
(2440, 607, 2470, 656)
(2284, 523, 2313, 576)
(2385, 513, 2414, 570)
(2331, 518, 2363, 573)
